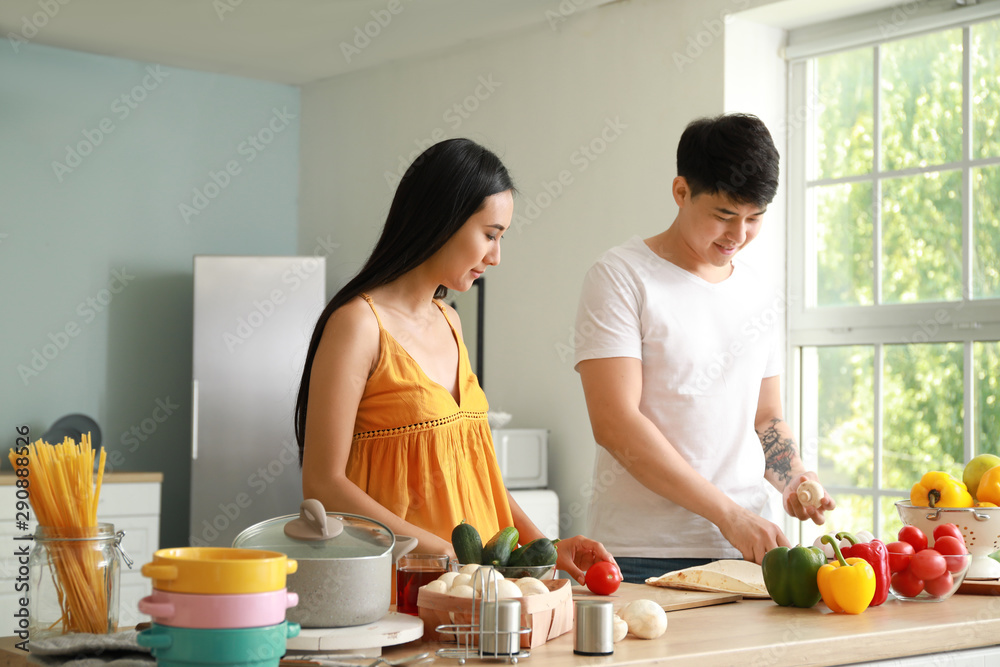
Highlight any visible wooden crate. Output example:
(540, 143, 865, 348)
(416, 578, 572, 649)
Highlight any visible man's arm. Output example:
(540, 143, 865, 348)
(579, 356, 790, 564)
(754, 375, 835, 524)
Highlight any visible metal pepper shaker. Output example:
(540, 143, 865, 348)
(481, 599, 522, 656)
(574, 600, 614, 656)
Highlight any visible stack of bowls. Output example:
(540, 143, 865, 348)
(137, 547, 300, 667)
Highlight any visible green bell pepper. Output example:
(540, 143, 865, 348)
(762, 545, 827, 608)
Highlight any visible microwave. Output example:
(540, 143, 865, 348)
(492, 428, 548, 489)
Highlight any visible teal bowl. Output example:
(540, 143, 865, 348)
(137, 621, 300, 667)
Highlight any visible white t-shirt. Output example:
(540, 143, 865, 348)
(574, 236, 783, 558)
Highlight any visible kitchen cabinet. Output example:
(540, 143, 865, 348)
(0, 472, 162, 628)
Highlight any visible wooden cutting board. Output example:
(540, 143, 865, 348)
(957, 578, 1000, 596)
(572, 583, 741, 612)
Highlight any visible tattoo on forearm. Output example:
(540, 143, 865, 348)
(757, 418, 795, 486)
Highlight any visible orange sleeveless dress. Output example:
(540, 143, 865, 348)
(345, 294, 514, 543)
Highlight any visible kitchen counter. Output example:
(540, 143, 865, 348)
(396, 582, 1000, 667)
(0, 584, 997, 667)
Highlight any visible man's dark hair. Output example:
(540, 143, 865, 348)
(676, 113, 779, 208)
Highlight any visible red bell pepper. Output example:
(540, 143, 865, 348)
(835, 531, 889, 606)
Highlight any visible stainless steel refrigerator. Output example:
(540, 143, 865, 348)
(190, 255, 326, 547)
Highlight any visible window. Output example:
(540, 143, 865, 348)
(787, 15, 1000, 546)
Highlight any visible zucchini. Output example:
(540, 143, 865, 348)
(481, 526, 519, 566)
(451, 520, 483, 565)
(506, 537, 558, 567)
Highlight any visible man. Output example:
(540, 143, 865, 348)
(574, 113, 834, 584)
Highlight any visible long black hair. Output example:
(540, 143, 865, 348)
(295, 138, 515, 464)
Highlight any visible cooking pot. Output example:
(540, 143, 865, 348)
(232, 499, 417, 628)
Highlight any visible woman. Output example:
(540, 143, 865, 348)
(295, 138, 613, 583)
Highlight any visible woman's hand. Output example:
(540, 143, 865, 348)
(555, 535, 617, 585)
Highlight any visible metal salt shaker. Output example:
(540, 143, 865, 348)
(574, 600, 614, 656)
(481, 598, 521, 656)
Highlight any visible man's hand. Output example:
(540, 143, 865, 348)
(555, 535, 617, 585)
(717, 506, 791, 564)
(783, 472, 836, 524)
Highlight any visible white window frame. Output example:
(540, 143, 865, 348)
(786, 4, 1000, 539)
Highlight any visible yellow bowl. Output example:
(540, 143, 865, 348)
(141, 547, 297, 594)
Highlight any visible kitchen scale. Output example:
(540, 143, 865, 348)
(285, 611, 424, 658)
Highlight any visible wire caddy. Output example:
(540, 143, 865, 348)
(434, 567, 531, 664)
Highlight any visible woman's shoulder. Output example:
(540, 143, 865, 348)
(318, 295, 381, 354)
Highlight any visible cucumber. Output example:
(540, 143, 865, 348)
(506, 537, 558, 567)
(481, 527, 519, 566)
(451, 520, 483, 565)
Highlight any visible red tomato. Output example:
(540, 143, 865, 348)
(585, 561, 623, 596)
(923, 571, 954, 598)
(898, 525, 928, 553)
(932, 536, 968, 572)
(886, 541, 915, 574)
(932, 523, 965, 548)
(891, 569, 925, 598)
(909, 548, 947, 581)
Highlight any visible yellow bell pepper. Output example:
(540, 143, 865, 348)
(817, 535, 876, 614)
(910, 471, 973, 508)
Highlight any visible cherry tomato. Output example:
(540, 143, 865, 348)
(886, 540, 915, 574)
(931, 536, 968, 572)
(585, 561, 623, 596)
(932, 523, 965, 549)
(923, 571, 954, 598)
(909, 548, 947, 581)
(891, 568, 925, 598)
(898, 525, 928, 553)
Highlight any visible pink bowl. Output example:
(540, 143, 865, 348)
(139, 588, 298, 628)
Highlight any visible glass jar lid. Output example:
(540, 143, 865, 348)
(232, 499, 395, 559)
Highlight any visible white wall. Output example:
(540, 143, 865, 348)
(299, 0, 791, 537)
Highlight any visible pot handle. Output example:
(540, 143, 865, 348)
(137, 596, 175, 618)
(391, 535, 418, 562)
(136, 629, 172, 650)
(140, 563, 178, 581)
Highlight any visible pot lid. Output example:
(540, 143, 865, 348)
(232, 499, 394, 559)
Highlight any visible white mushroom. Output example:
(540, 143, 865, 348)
(514, 577, 550, 596)
(421, 579, 449, 594)
(618, 599, 667, 640)
(796, 480, 826, 508)
(612, 614, 629, 642)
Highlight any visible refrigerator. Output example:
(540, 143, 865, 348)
(190, 255, 326, 548)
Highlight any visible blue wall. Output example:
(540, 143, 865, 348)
(0, 42, 301, 547)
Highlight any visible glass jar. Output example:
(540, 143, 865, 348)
(28, 523, 125, 638)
